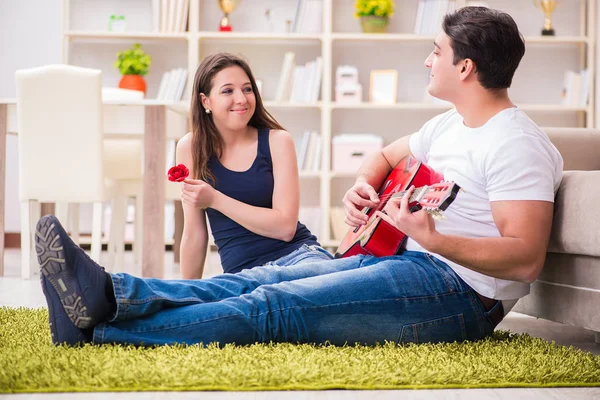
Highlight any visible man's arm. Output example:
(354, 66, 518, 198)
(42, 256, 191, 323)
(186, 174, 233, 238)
(379, 190, 554, 283)
(343, 135, 414, 227)
(356, 134, 413, 188)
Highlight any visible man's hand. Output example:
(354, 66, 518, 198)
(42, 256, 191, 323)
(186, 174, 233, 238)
(375, 186, 439, 249)
(181, 178, 218, 209)
(342, 180, 380, 227)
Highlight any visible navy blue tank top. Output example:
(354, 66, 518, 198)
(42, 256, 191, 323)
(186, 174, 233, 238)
(205, 128, 319, 274)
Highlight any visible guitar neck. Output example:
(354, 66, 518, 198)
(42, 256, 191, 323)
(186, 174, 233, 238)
(389, 186, 427, 203)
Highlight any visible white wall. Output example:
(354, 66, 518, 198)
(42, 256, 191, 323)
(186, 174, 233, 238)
(1, 0, 62, 232)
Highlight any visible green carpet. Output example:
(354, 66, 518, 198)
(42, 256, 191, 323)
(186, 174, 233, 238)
(1, 307, 599, 393)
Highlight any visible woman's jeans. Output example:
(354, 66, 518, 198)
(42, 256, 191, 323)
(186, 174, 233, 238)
(266, 244, 334, 267)
(94, 251, 500, 346)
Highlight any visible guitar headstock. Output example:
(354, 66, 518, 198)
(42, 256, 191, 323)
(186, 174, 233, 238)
(416, 181, 461, 218)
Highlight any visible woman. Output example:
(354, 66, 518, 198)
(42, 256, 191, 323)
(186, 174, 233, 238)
(176, 53, 332, 278)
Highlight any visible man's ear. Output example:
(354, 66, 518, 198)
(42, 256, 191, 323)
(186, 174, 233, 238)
(459, 59, 476, 79)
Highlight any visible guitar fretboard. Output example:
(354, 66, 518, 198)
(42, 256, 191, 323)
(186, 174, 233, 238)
(388, 186, 428, 203)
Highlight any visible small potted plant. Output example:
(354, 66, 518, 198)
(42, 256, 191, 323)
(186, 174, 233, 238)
(354, 0, 395, 33)
(114, 43, 151, 96)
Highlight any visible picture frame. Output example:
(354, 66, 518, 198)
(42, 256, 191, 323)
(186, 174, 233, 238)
(369, 70, 398, 104)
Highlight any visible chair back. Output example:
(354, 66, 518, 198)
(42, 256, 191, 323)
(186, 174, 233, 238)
(15, 64, 105, 202)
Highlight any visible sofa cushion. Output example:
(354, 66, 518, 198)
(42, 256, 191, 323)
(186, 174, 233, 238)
(544, 128, 600, 171)
(548, 171, 600, 257)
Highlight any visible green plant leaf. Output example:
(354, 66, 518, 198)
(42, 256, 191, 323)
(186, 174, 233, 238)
(114, 43, 151, 76)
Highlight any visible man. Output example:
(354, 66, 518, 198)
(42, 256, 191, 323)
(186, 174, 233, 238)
(39, 7, 562, 347)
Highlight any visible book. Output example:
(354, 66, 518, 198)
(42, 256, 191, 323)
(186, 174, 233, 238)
(167, 0, 177, 32)
(152, 0, 160, 32)
(310, 57, 323, 102)
(298, 0, 323, 33)
(160, 0, 168, 32)
(275, 52, 296, 102)
(297, 130, 311, 170)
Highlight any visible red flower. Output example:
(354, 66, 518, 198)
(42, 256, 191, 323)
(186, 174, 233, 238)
(168, 164, 189, 182)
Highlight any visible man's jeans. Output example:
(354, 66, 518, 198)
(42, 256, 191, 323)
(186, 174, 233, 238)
(94, 251, 498, 346)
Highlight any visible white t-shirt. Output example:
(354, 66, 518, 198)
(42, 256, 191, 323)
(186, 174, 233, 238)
(407, 107, 563, 306)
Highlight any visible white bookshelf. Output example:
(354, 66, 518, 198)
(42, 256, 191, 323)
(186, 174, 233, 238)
(62, 0, 597, 249)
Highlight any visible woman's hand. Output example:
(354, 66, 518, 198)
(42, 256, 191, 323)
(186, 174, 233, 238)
(181, 178, 219, 209)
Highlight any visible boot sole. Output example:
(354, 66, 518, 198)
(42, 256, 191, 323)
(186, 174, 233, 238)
(36, 215, 93, 329)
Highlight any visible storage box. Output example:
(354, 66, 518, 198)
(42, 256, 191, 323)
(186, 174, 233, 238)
(332, 134, 383, 173)
(335, 82, 362, 104)
(336, 65, 359, 85)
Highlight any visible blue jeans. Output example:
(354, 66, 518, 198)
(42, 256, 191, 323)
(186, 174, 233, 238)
(94, 251, 498, 346)
(265, 244, 333, 267)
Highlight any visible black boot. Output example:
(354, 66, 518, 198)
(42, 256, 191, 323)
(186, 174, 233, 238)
(36, 215, 114, 329)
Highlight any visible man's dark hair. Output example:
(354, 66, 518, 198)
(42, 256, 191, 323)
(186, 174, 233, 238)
(443, 6, 525, 89)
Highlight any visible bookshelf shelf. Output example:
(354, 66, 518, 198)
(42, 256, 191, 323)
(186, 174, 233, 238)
(332, 33, 436, 42)
(62, 0, 596, 249)
(331, 33, 590, 45)
(199, 32, 323, 42)
(332, 102, 452, 110)
(328, 171, 356, 179)
(332, 103, 590, 112)
(517, 104, 590, 112)
(263, 101, 323, 109)
(65, 31, 190, 41)
(299, 171, 322, 178)
(524, 36, 590, 44)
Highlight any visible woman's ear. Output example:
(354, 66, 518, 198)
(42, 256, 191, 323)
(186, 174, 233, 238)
(200, 93, 210, 110)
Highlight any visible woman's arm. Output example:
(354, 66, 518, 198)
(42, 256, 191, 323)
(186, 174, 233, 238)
(176, 133, 209, 279)
(182, 130, 301, 242)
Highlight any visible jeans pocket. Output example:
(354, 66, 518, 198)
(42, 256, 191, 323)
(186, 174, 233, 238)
(398, 313, 468, 344)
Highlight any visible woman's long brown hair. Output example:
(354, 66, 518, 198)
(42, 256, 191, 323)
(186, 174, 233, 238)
(190, 52, 285, 185)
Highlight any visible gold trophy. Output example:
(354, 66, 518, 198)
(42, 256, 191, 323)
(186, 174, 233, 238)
(534, 0, 559, 36)
(218, 0, 242, 32)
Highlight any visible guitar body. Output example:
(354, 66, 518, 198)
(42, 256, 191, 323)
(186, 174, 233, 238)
(335, 156, 445, 258)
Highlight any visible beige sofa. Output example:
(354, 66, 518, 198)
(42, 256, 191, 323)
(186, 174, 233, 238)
(513, 127, 600, 342)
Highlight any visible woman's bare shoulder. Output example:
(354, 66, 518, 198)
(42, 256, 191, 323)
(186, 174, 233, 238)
(178, 132, 193, 149)
(268, 129, 294, 146)
(176, 132, 194, 165)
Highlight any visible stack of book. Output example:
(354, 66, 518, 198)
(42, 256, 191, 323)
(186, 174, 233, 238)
(156, 68, 188, 101)
(152, 0, 189, 33)
(414, 0, 456, 34)
(275, 52, 323, 103)
(295, 130, 322, 172)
